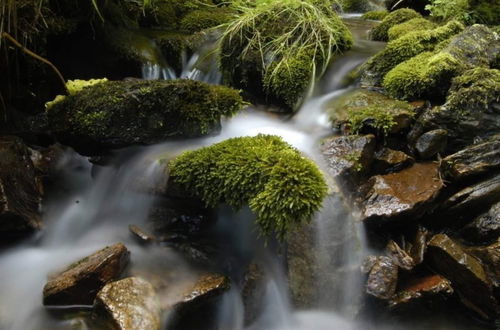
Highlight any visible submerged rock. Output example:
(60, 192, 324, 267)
(460, 202, 500, 244)
(372, 148, 414, 174)
(359, 163, 443, 224)
(47, 79, 244, 155)
(427, 234, 499, 319)
(43, 243, 130, 306)
(95, 277, 160, 330)
(366, 256, 398, 300)
(389, 274, 453, 309)
(0, 136, 43, 239)
(415, 129, 448, 159)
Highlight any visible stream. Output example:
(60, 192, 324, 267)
(0, 17, 490, 330)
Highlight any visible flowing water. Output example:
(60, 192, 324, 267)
(0, 17, 489, 330)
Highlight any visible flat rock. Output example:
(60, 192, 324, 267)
(372, 148, 414, 174)
(415, 129, 448, 159)
(0, 136, 43, 238)
(360, 163, 443, 223)
(460, 202, 500, 244)
(441, 135, 500, 181)
(366, 256, 398, 300)
(95, 277, 160, 330)
(43, 243, 130, 305)
(389, 274, 453, 309)
(128, 225, 156, 245)
(427, 234, 499, 319)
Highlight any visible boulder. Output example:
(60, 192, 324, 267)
(372, 148, 414, 174)
(95, 277, 161, 330)
(460, 202, 500, 244)
(385, 240, 414, 271)
(47, 80, 244, 155)
(441, 135, 500, 181)
(415, 129, 447, 159)
(366, 256, 398, 300)
(427, 234, 499, 319)
(0, 136, 43, 239)
(359, 163, 443, 223)
(389, 274, 453, 309)
(43, 243, 130, 305)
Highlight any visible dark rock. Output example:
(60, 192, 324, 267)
(372, 148, 414, 174)
(360, 163, 443, 223)
(29, 144, 66, 186)
(240, 263, 265, 325)
(366, 256, 398, 300)
(408, 227, 429, 265)
(466, 239, 500, 300)
(321, 134, 376, 191)
(128, 225, 156, 245)
(43, 243, 130, 306)
(427, 234, 499, 319)
(0, 136, 43, 238)
(441, 135, 500, 181)
(389, 274, 453, 309)
(460, 202, 500, 244)
(95, 277, 160, 330)
(415, 129, 448, 159)
(386, 240, 415, 271)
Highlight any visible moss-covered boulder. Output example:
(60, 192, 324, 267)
(370, 8, 421, 41)
(362, 20, 464, 86)
(387, 17, 436, 41)
(179, 8, 235, 34)
(219, 0, 353, 112)
(169, 135, 328, 240)
(47, 79, 244, 154)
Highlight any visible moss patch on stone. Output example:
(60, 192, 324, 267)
(179, 8, 235, 33)
(362, 11, 389, 20)
(370, 8, 421, 41)
(387, 18, 436, 41)
(169, 135, 328, 240)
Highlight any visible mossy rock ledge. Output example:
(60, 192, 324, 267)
(47, 79, 245, 155)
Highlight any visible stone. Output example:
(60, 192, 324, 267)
(29, 143, 66, 186)
(0, 136, 43, 238)
(427, 234, 499, 319)
(389, 274, 453, 309)
(95, 277, 161, 330)
(385, 240, 414, 271)
(361, 256, 379, 274)
(360, 163, 443, 223)
(460, 202, 500, 244)
(372, 148, 414, 174)
(128, 225, 156, 245)
(240, 263, 265, 325)
(408, 227, 429, 265)
(441, 135, 500, 181)
(43, 243, 130, 306)
(366, 256, 398, 300)
(466, 239, 500, 298)
(415, 129, 448, 159)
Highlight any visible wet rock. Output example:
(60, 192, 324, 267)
(408, 227, 429, 265)
(460, 202, 500, 244)
(466, 239, 500, 295)
(415, 129, 448, 159)
(389, 274, 453, 309)
(360, 163, 443, 223)
(372, 148, 414, 174)
(29, 144, 66, 185)
(386, 240, 414, 271)
(439, 173, 500, 221)
(441, 135, 500, 181)
(95, 277, 160, 330)
(129, 225, 156, 245)
(366, 256, 398, 300)
(321, 134, 376, 191)
(427, 234, 499, 319)
(0, 136, 43, 239)
(43, 243, 130, 306)
(361, 256, 379, 274)
(240, 263, 265, 325)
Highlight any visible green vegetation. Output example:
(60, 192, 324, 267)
(346, 103, 414, 136)
(339, 0, 371, 12)
(387, 18, 436, 41)
(169, 135, 328, 240)
(362, 11, 389, 20)
(469, 0, 500, 25)
(370, 8, 421, 41)
(180, 8, 235, 33)
(219, 0, 353, 112)
(425, 0, 471, 23)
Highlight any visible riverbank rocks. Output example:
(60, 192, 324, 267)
(415, 129, 447, 159)
(0, 136, 43, 239)
(466, 239, 500, 299)
(370, 8, 421, 41)
(460, 202, 500, 244)
(47, 79, 245, 155)
(427, 234, 499, 319)
(43, 243, 130, 305)
(359, 163, 443, 224)
(372, 148, 414, 174)
(389, 274, 453, 309)
(95, 277, 161, 330)
(366, 256, 398, 299)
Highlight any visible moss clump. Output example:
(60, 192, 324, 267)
(169, 134, 328, 240)
(362, 11, 389, 20)
(387, 18, 436, 41)
(179, 8, 235, 33)
(383, 51, 463, 100)
(445, 67, 500, 115)
(363, 20, 464, 85)
(47, 79, 245, 154)
(339, 0, 372, 12)
(219, 0, 353, 112)
(370, 8, 421, 41)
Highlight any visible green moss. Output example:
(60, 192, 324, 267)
(179, 8, 235, 33)
(219, 0, 353, 112)
(141, 0, 215, 29)
(364, 20, 464, 85)
(362, 11, 389, 20)
(383, 51, 463, 100)
(370, 8, 421, 41)
(469, 0, 500, 25)
(169, 134, 328, 240)
(387, 18, 436, 41)
(347, 106, 395, 135)
(339, 0, 371, 12)
(445, 67, 500, 115)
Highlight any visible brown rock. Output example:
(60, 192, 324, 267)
(408, 227, 429, 265)
(466, 239, 500, 298)
(389, 274, 453, 309)
(366, 256, 398, 300)
(95, 277, 160, 330)
(128, 225, 156, 245)
(386, 240, 414, 271)
(372, 148, 414, 174)
(43, 243, 130, 305)
(460, 202, 500, 244)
